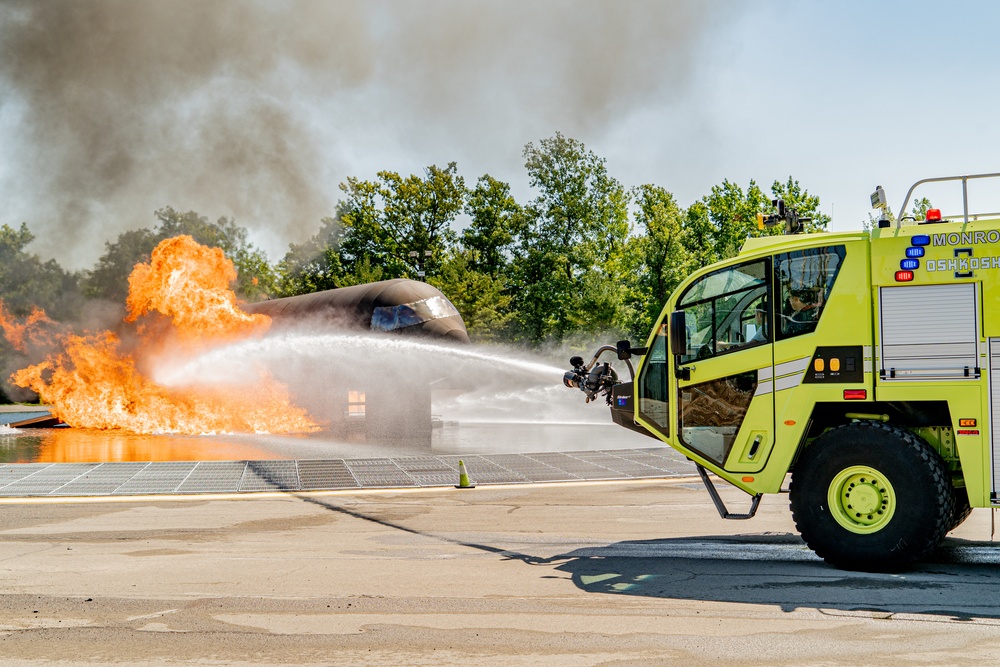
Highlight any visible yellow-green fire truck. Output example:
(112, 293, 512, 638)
(565, 173, 1000, 572)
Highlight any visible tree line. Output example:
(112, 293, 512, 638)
(1, 132, 835, 400)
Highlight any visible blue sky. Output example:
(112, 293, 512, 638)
(2, 1, 999, 267)
(598, 2, 1000, 230)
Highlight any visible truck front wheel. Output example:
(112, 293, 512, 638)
(789, 421, 953, 572)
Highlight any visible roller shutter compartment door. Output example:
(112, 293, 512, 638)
(880, 283, 979, 380)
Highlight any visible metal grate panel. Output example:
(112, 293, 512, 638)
(176, 461, 247, 494)
(239, 461, 301, 492)
(439, 455, 529, 484)
(1, 463, 99, 496)
(53, 462, 148, 496)
(0, 447, 692, 497)
(525, 452, 622, 480)
(394, 457, 453, 473)
(345, 459, 416, 488)
(297, 459, 358, 489)
(565, 451, 656, 477)
(114, 461, 198, 495)
(486, 454, 579, 482)
(0, 463, 54, 489)
(394, 457, 458, 486)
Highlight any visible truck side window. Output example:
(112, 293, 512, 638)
(774, 246, 846, 340)
(637, 326, 670, 437)
(676, 259, 770, 363)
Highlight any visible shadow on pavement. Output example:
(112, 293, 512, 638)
(541, 534, 1000, 621)
(284, 478, 1000, 623)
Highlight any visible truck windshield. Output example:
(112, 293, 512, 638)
(677, 260, 770, 363)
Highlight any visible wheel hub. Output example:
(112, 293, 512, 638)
(828, 466, 896, 534)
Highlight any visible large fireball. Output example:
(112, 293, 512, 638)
(0, 235, 316, 435)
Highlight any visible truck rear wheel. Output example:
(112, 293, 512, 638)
(789, 421, 953, 572)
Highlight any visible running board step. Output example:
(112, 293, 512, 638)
(696, 464, 762, 520)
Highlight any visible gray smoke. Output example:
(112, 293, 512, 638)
(0, 0, 729, 269)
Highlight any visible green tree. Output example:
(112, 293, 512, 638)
(83, 208, 276, 302)
(276, 214, 346, 296)
(0, 222, 81, 402)
(83, 229, 160, 304)
(703, 179, 772, 260)
(334, 256, 386, 288)
(909, 196, 933, 223)
(430, 250, 512, 342)
(83, 228, 158, 304)
(513, 133, 631, 344)
(337, 176, 404, 278)
(155, 207, 247, 251)
(0, 223, 81, 321)
(232, 246, 279, 301)
(462, 175, 523, 277)
(682, 201, 718, 268)
(628, 185, 692, 338)
(338, 163, 465, 281)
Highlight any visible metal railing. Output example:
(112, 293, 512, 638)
(897, 172, 1000, 228)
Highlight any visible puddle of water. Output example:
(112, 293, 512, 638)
(0, 421, 656, 463)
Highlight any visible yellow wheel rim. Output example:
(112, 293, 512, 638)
(827, 465, 896, 534)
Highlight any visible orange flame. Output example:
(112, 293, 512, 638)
(126, 235, 268, 344)
(0, 303, 57, 353)
(1, 235, 316, 435)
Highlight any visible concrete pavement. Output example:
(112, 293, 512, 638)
(1, 478, 999, 665)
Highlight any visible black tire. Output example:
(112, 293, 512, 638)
(949, 486, 973, 533)
(789, 421, 953, 572)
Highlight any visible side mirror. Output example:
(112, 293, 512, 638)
(669, 311, 686, 355)
(615, 340, 648, 360)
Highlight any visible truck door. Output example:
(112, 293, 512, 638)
(769, 245, 849, 464)
(670, 258, 775, 471)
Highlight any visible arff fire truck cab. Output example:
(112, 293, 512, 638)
(565, 173, 1000, 571)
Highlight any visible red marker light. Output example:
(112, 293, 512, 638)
(895, 270, 914, 282)
(844, 389, 867, 400)
(925, 208, 942, 222)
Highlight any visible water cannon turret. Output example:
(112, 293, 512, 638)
(757, 198, 811, 235)
(562, 342, 645, 405)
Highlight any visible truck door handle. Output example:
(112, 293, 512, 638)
(676, 364, 695, 381)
